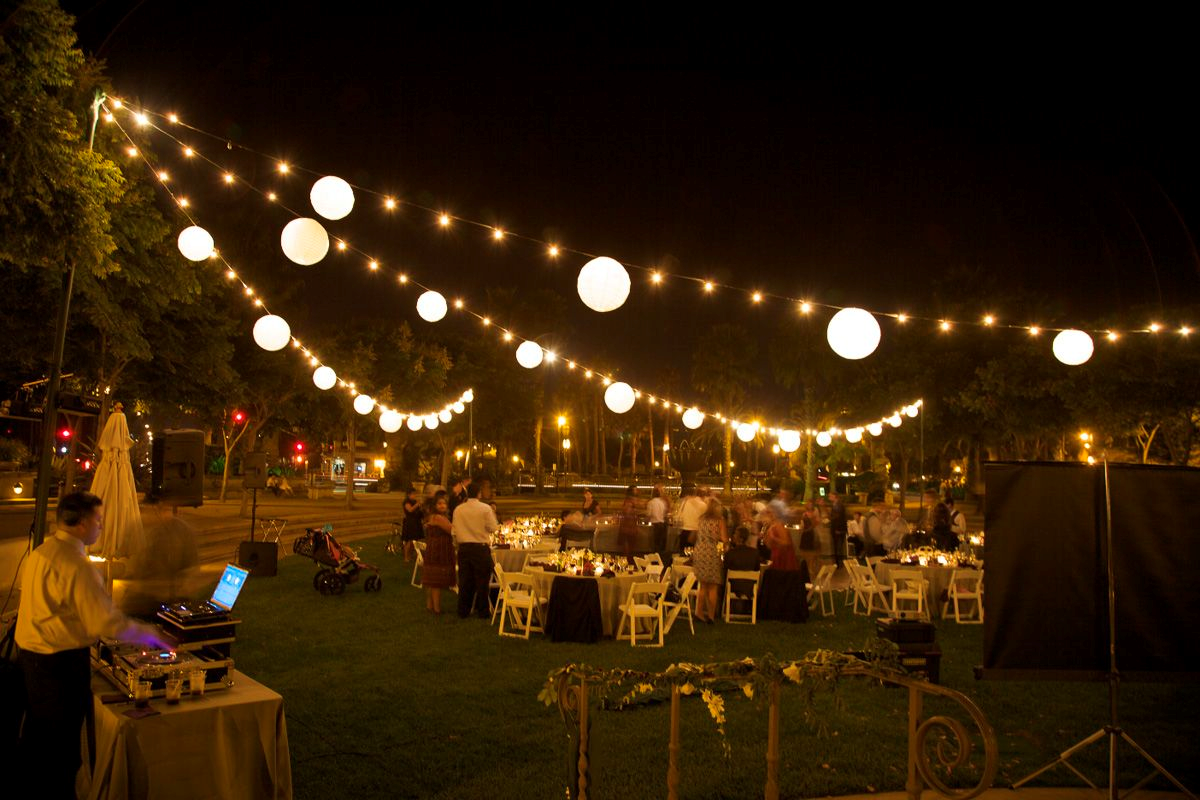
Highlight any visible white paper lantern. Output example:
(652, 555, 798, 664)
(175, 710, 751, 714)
(461, 389, 474, 403)
(576, 256, 631, 313)
(353, 394, 375, 415)
(452, 401, 465, 414)
(313, 366, 337, 390)
(826, 307, 882, 360)
(815, 431, 833, 448)
(845, 427, 864, 444)
(177, 226, 214, 261)
(379, 411, 402, 433)
(515, 341, 544, 369)
(424, 414, 439, 430)
(310, 176, 355, 220)
(406, 415, 423, 432)
(682, 408, 705, 430)
(736, 423, 756, 443)
(887, 413, 903, 427)
(867, 422, 884, 437)
(604, 381, 636, 414)
(281, 218, 330, 265)
(1053, 329, 1094, 366)
(438, 409, 452, 424)
(416, 291, 448, 323)
(777, 429, 801, 453)
(904, 404, 920, 418)
(252, 315, 291, 352)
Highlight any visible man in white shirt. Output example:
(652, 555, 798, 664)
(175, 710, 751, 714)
(451, 481, 500, 618)
(17, 492, 168, 797)
(646, 483, 670, 553)
(674, 484, 707, 553)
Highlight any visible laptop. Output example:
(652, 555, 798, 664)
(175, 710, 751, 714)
(161, 563, 251, 620)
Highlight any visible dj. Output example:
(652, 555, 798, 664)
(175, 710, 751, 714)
(16, 491, 170, 798)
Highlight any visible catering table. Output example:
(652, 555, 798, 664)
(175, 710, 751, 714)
(524, 566, 650, 637)
(874, 562, 977, 619)
(83, 669, 292, 800)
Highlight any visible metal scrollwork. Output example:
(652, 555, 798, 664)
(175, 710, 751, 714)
(915, 715, 973, 793)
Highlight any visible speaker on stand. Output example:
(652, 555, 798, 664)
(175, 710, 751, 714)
(238, 453, 276, 577)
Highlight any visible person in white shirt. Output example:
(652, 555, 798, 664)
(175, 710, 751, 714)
(450, 481, 500, 618)
(16, 492, 169, 797)
(646, 483, 670, 553)
(674, 484, 707, 553)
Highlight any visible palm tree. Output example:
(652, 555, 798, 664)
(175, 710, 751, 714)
(692, 324, 759, 494)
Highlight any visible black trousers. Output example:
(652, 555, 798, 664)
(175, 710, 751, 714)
(20, 647, 91, 800)
(650, 522, 667, 554)
(457, 543, 494, 618)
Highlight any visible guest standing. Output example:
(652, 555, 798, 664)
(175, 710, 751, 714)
(421, 494, 456, 614)
(646, 483, 670, 553)
(828, 492, 848, 567)
(451, 481, 499, 618)
(675, 484, 707, 553)
(401, 488, 425, 561)
(762, 507, 800, 571)
(692, 497, 728, 623)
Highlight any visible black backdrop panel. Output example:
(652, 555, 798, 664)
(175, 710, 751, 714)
(983, 462, 1108, 679)
(983, 461, 1200, 681)
(1108, 464, 1200, 680)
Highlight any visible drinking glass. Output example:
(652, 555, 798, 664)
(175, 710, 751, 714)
(165, 677, 184, 705)
(189, 670, 206, 697)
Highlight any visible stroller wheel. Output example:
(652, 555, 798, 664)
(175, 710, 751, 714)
(364, 575, 382, 592)
(326, 572, 346, 595)
(313, 569, 330, 591)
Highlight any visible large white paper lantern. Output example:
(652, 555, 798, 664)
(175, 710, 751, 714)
(815, 431, 833, 448)
(904, 404, 920, 418)
(406, 415, 423, 432)
(867, 422, 884, 437)
(777, 429, 801, 453)
(310, 176, 355, 220)
(887, 413, 903, 427)
(515, 341, 544, 369)
(736, 423, 756, 443)
(353, 394, 375, 415)
(576, 256, 631, 312)
(379, 411, 402, 433)
(252, 315, 291, 352)
(1053, 329, 1094, 366)
(281, 218, 330, 265)
(424, 414, 439, 430)
(604, 381, 635, 414)
(826, 307, 882, 360)
(313, 366, 337, 390)
(845, 427, 864, 444)
(438, 409, 452, 424)
(682, 408, 705, 430)
(416, 291, 448, 323)
(177, 226, 214, 261)
(461, 389, 475, 403)
(452, 401, 465, 414)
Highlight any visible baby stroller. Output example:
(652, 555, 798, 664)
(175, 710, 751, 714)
(293, 524, 383, 594)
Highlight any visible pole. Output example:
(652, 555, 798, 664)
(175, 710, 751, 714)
(918, 408, 926, 519)
(250, 487, 258, 542)
(466, 402, 474, 476)
(1102, 459, 1119, 799)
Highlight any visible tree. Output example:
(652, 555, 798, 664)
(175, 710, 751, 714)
(692, 324, 759, 494)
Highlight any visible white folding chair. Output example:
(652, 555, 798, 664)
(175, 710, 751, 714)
(848, 563, 893, 616)
(410, 541, 426, 587)
(723, 569, 762, 624)
(489, 563, 506, 625)
(807, 564, 838, 617)
(890, 568, 929, 620)
(942, 569, 984, 623)
(644, 553, 664, 569)
(663, 571, 697, 635)
(497, 573, 547, 639)
(633, 556, 649, 572)
(615, 581, 667, 646)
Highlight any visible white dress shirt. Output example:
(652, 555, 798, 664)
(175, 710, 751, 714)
(450, 498, 499, 545)
(16, 531, 130, 654)
(646, 496, 668, 524)
(676, 496, 706, 530)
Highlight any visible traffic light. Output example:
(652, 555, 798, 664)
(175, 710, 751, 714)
(294, 441, 305, 453)
(58, 427, 72, 439)
(232, 410, 247, 425)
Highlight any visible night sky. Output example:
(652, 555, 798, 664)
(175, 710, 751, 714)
(62, 3, 1200, 394)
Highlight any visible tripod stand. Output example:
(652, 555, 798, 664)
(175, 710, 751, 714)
(1012, 460, 1195, 799)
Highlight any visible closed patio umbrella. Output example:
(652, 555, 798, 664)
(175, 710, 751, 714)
(87, 404, 144, 561)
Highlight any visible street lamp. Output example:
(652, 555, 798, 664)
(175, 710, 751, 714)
(556, 415, 568, 486)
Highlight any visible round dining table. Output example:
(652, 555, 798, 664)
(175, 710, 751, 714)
(523, 565, 650, 636)
(873, 561, 979, 618)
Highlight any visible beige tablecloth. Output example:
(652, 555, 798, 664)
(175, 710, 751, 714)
(874, 562, 968, 619)
(491, 547, 530, 574)
(84, 670, 292, 800)
(524, 566, 650, 636)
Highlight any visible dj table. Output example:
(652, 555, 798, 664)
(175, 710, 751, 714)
(81, 669, 292, 800)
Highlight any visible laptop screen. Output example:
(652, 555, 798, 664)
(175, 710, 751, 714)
(209, 563, 250, 611)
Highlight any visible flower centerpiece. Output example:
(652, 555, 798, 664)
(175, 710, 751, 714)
(491, 515, 559, 548)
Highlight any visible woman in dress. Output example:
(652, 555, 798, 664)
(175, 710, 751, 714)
(581, 489, 601, 518)
(421, 493, 456, 614)
(692, 497, 728, 623)
(762, 507, 800, 571)
(400, 488, 425, 561)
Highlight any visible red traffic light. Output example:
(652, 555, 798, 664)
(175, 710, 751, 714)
(232, 410, 246, 424)
(294, 442, 305, 452)
(58, 428, 72, 439)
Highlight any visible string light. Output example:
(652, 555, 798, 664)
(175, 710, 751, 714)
(384, 197, 397, 210)
(703, 281, 714, 293)
(752, 292, 763, 303)
(1149, 322, 1162, 333)
(277, 162, 289, 174)
(438, 213, 451, 226)
(1029, 326, 1041, 336)
(369, 260, 379, 271)
(492, 228, 505, 240)
(651, 271, 663, 284)
(799, 302, 812, 314)
(983, 314, 995, 326)
(548, 245, 560, 257)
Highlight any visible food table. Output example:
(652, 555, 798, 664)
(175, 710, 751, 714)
(523, 566, 650, 637)
(874, 561, 978, 619)
(83, 669, 292, 800)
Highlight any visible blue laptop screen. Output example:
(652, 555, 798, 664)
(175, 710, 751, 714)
(209, 563, 250, 611)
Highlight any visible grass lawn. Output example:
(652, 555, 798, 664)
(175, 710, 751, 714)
(232, 538, 1200, 799)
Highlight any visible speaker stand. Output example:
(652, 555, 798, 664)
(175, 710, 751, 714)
(249, 487, 257, 542)
(1012, 460, 1196, 799)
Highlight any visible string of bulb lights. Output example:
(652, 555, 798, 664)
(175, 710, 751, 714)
(103, 98, 1195, 363)
(104, 108, 474, 434)
(104, 97, 923, 450)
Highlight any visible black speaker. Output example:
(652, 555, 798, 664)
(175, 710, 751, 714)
(150, 429, 204, 507)
(237, 541, 278, 577)
(243, 452, 268, 489)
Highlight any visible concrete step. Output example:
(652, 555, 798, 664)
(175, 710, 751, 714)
(198, 515, 398, 565)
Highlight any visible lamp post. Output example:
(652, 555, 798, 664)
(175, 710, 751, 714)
(556, 415, 567, 492)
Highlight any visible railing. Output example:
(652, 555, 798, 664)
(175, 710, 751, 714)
(548, 659, 998, 800)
